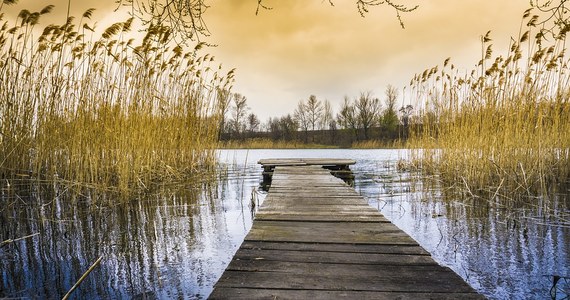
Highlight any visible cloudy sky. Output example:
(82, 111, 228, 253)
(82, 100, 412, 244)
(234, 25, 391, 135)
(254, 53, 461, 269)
(5, 0, 531, 119)
(206, 0, 530, 119)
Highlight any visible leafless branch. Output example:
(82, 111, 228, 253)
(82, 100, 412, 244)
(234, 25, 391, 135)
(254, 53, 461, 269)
(122, 0, 418, 43)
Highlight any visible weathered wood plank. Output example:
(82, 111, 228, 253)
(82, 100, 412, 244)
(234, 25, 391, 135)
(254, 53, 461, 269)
(247, 220, 406, 230)
(239, 241, 430, 255)
(209, 288, 485, 300)
(266, 193, 360, 198)
(258, 158, 356, 167)
(258, 205, 379, 213)
(261, 198, 368, 205)
(245, 221, 419, 245)
(231, 249, 438, 265)
(254, 213, 389, 223)
(214, 270, 476, 293)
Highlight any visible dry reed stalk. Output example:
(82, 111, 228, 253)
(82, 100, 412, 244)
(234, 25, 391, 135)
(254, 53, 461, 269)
(0, 232, 39, 248)
(0, 4, 234, 200)
(61, 256, 103, 300)
(407, 8, 570, 201)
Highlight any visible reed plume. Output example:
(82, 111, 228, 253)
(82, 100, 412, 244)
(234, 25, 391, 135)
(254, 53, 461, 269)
(408, 7, 569, 200)
(0, 4, 234, 198)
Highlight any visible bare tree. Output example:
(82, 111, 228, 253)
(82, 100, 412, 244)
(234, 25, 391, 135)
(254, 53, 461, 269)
(230, 93, 248, 138)
(321, 99, 334, 130)
(268, 114, 298, 141)
(216, 88, 232, 138)
(355, 91, 381, 140)
(382, 85, 399, 135)
(279, 114, 298, 141)
(307, 95, 323, 132)
(337, 96, 358, 140)
(294, 100, 310, 143)
(267, 117, 281, 140)
(246, 113, 260, 135)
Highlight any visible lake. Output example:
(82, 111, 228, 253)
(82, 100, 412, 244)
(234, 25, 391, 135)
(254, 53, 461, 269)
(1, 149, 568, 299)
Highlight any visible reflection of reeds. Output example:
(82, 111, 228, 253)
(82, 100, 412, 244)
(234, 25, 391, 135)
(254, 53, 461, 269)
(408, 8, 570, 200)
(0, 5, 234, 197)
(0, 177, 227, 299)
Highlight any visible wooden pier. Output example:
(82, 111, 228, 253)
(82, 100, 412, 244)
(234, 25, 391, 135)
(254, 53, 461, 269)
(258, 158, 356, 188)
(209, 160, 483, 299)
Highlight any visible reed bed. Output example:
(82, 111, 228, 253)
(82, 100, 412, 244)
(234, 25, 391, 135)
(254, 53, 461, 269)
(408, 8, 570, 200)
(0, 5, 234, 198)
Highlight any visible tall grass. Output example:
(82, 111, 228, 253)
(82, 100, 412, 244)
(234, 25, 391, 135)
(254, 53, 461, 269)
(0, 5, 234, 197)
(408, 8, 570, 200)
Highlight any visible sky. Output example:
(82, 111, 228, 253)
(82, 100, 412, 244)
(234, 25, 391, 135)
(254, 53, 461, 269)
(4, 0, 532, 120)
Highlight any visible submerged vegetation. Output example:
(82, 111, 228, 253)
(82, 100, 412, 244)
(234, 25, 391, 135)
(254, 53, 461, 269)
(0, 4, 233, 197)
(408, 7, 570, 201)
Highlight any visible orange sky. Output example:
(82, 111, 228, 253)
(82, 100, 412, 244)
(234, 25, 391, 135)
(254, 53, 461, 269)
(206, 0, 531, 118)
(5, 1, 531, 119)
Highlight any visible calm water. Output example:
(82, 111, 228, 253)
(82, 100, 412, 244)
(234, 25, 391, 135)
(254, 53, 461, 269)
(0, 149, 568, 299)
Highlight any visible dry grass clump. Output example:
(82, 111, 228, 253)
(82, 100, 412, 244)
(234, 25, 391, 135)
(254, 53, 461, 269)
(0, 5, 234, 197)
(408, 8, 569, 199)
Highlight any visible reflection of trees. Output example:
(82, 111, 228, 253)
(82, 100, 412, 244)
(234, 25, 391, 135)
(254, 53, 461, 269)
(0, 180, 241, 299)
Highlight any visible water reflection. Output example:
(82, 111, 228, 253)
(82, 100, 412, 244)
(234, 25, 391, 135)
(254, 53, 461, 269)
(0, 167, 260, 299)
(356, 153, 570, 300)
(1, 149, 568, 299)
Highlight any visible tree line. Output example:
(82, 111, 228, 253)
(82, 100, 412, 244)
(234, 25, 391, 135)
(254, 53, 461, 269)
(216, 85, 415, 146)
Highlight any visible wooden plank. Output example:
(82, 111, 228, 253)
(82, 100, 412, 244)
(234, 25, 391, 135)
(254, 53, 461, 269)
(257, 159, 306, 166)
(214, 270, 476, 293)
(260, 202, 372, 208)
(209, 288, 485, 300)
(258, 158, 356, 168)
(224, 261, 455, 278)
(247, 220, 406, 231)
(239, 241, 430, 255)
(267, 191, 360, 197)
(269, 183, 352, 188)
(258, 205, 379, 213)
(262, 197, 365, 203)
(245, 221, 419, 245)
(269, 184, 355, 189)
(268, 191, 357, 196)
(254, 213, 389, 223)
(230, 249, 438, 265)
(261, 197, 366, 204)
(301, 158, 357, 165)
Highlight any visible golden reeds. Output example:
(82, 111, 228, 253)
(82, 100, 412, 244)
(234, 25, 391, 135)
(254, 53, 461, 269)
(408, 8, 570, 200)
(0, 5, 234, 198)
